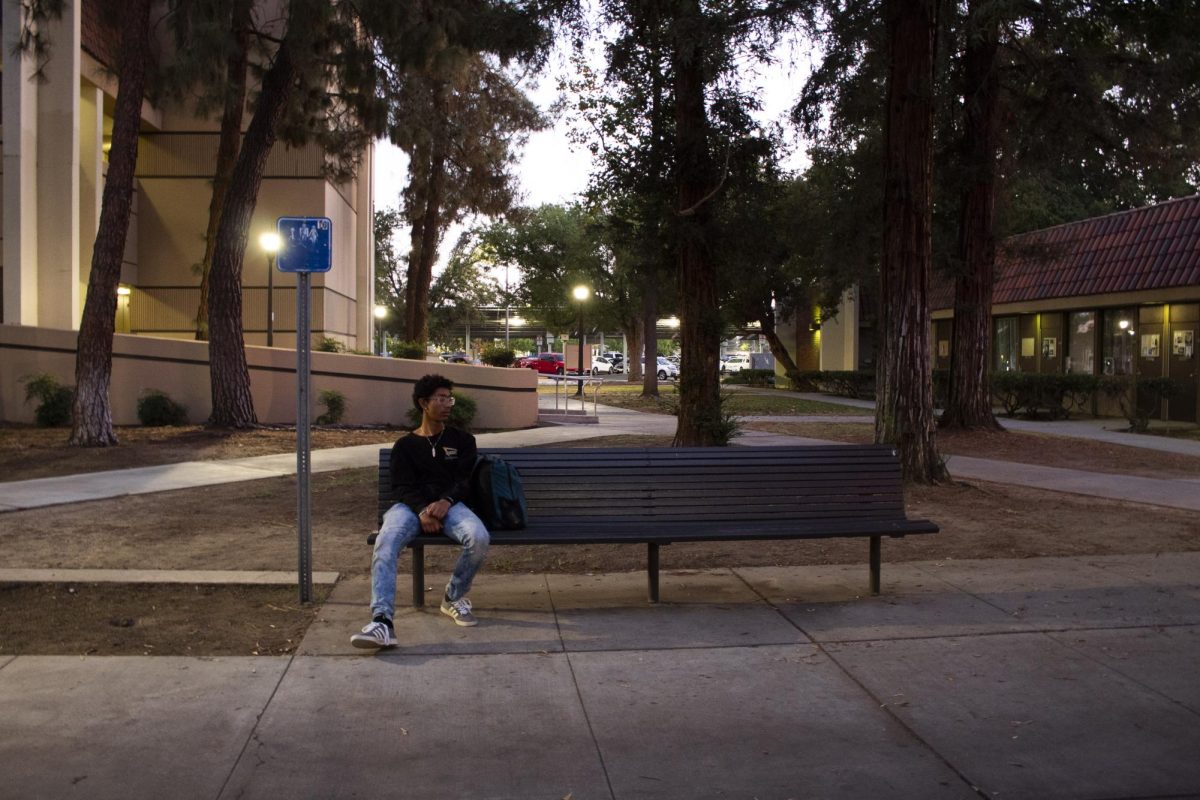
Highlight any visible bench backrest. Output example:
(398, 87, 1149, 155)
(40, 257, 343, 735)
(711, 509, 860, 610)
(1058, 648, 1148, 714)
(377, 444, 909, 526)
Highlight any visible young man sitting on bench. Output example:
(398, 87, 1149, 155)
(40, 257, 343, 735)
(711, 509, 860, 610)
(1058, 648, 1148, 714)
(351, 374, 491, 649)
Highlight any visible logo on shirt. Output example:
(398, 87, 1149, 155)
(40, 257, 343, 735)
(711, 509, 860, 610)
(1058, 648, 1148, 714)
(442, 447, 459, 460)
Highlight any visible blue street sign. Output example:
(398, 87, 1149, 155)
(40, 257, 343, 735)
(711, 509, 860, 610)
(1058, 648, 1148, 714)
(276, 216, 333, 273)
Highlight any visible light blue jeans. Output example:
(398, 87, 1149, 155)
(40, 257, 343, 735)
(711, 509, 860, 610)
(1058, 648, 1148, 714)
(370, 502, 490, 621)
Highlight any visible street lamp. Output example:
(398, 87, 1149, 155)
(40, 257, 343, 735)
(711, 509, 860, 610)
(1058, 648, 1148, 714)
(572, 285, 590, 396)
(259, 232, 282, 346)
(374, 305, 388, 355)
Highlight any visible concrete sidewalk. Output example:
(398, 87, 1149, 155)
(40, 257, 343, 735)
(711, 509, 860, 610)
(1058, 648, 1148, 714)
(3, 554, 1199, 799)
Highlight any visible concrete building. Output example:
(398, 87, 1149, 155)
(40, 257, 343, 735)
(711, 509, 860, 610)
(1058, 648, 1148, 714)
(1, 0, 374, 348)
(0, 1, 539, 430)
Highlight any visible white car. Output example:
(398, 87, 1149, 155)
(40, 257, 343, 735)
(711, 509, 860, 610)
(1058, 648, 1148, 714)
(724, 353, 753, 373)
(591, 356, 619, 375)
(655, 356, 679, 380)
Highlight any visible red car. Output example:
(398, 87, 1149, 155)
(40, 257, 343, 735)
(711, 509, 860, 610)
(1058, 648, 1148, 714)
(517, 352, 565, 374)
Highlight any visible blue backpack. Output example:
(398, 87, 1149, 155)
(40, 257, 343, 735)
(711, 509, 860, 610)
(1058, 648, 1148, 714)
(469, 455, 528, 530)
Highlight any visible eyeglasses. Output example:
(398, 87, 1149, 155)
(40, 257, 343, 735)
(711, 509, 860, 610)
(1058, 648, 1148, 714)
(428, 395, 456, 406)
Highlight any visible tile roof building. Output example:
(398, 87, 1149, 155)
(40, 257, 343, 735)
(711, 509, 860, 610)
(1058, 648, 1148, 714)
(928, 195, 1199, 423)
(779, 195, 1199, 424)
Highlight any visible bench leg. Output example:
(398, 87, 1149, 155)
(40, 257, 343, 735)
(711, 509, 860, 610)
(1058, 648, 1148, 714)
(647, 543, 660, 603)
(412, 544, 425, 607)
(869, 536, 881, 596)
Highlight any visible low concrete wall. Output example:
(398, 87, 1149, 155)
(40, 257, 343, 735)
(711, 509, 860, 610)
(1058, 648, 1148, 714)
(0, 325, 538, 429)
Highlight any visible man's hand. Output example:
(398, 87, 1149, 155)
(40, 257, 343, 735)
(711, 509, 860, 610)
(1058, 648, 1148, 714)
(418, 509, 442, 533)
(424, 499, 452, 520)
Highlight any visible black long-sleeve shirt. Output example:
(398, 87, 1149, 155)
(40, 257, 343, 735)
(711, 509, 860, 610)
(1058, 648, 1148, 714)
(389, 427, 478, 512)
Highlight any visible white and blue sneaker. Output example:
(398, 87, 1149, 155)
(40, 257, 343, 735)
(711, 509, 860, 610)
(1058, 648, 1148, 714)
(350, 620, 397, 649)
(440, 596, 478, 627)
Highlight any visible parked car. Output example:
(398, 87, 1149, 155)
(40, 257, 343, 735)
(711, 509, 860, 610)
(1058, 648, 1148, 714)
(591, 356, 619, 375)
(723, 352, 753, 373)
(655, 356, 679, 380)
(601, 351, 625, 370)
(441, 352, 470, 364)
(517, 352, 565, 375)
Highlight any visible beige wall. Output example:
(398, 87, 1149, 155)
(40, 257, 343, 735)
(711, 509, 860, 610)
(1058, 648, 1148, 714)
(819, 287, 859, 371)
(1, 325, 539, 430)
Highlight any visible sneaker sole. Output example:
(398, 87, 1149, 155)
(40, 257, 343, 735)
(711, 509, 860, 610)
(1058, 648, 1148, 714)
(350, 636, 396, 649)
(441, 607, 478, 627)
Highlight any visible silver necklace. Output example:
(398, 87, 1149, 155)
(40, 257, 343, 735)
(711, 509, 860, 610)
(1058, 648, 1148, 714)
(427, 429, 444, 458)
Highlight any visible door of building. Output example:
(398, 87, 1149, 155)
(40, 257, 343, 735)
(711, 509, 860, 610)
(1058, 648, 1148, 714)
(1167, 305, 1198, 423)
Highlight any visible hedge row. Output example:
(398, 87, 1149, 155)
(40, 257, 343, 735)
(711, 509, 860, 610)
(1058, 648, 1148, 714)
(792, 369, 1181, 431)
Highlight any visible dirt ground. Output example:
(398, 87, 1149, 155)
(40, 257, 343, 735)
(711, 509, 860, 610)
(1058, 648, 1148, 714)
(0, 424, 403, 482)
(2, 428, 1198, 656)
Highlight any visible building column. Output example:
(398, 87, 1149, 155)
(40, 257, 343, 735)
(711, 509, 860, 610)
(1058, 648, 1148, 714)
(2, 0, 41, 325)
(79, 81, 104, 292)
(36, 0, 82, 329)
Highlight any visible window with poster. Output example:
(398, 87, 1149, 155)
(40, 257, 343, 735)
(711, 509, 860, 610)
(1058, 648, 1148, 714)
(1066, 311, 1095, 374)
(1102, 308, 1137, 375)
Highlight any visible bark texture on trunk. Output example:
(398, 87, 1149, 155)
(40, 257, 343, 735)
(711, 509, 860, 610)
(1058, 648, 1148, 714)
(208, 37, 297, 427)
(941, 0, 1003, 431)
(876, 0, 948, 482)
(671, 0, 722, 445)
(403, 83, 449, 345)
(624, 320, 644, 382)
(195, 0, 252, 341)
(69, 0, 152, 447)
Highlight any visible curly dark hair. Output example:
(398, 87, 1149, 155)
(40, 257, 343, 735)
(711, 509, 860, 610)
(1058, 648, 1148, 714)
(412, 374, 454, 412)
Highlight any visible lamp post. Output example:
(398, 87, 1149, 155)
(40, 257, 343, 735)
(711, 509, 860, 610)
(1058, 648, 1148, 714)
(259, 232, 282, 346)
(572, 285, 590, 396)
(374, 305, 388, 355)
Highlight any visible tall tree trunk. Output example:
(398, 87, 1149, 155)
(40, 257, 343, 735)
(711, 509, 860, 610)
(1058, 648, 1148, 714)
(876, 0, 947, 482)
(195, 0, 252, 341)
(941, 0, 1003, 431)
(624, 318, 643, 382)
(208, 35, 297, 427)
(671, 0, 722, 445)
(757, 310, 801, 379)
(403, 83, 449, 345)
(69, 0, 152, 447)
(642, 276, 659, 396)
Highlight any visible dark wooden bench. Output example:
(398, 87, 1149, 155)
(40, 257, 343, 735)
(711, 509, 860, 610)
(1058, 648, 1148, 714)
(369, 445, 939, 606)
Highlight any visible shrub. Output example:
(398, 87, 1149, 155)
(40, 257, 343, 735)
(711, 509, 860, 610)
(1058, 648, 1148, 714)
(315, 389, 347, 425)
(20, 373, 74, 427)
(390, 340, 427, 360)
(406, 391, 477, 430)
(136, 389, 189, 426)
(480, 345, 516, 368)
(1097, 375, 1180, 432)
(317, 337, 345, 353)
(723, 368, 775, 386)
(793, 369, 875, 399)
(990, 372, 1099, 420)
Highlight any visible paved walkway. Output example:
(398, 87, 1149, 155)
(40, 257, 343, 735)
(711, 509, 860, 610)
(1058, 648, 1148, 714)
(2, 391, 1199, 798)
(3, 555, 1199, 798)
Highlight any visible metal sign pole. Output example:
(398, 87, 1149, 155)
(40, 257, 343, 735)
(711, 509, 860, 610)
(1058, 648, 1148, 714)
(275, 215, 331, 605)
(296, 271, 313, 604)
